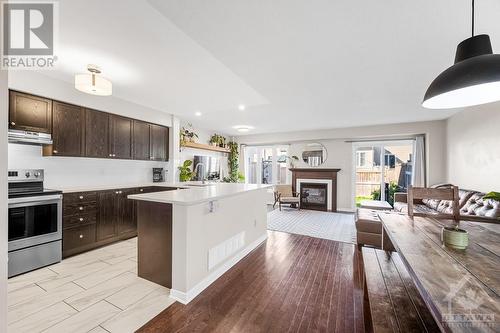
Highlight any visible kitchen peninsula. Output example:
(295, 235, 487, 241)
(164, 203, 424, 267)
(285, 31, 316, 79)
(128, 182, 270, 304)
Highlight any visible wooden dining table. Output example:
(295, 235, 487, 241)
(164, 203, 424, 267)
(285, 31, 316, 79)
(378, 213, 500, 333)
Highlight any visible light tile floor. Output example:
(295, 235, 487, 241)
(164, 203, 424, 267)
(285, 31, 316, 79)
(7, 237, 175, 333)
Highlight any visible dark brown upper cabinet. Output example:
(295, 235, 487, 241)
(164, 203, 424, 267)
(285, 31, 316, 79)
(109, 115, 132, 159)
(132, 120, 150, 160)
(43, 102, 84, 157)
(10, 90, 170, 161)
(85, 108, 109, 158)
(150, 124, 169, 161)
(9, 91, 52, 133)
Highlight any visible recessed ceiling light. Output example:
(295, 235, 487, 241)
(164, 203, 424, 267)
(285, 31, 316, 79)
(195, 111, 202, 116)
(238, 104, 246, 111)
(233, 125, 254, 132)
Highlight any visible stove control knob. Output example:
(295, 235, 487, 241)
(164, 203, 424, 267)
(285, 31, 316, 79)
(25, 172, 30, 178)
(34, 172, 40, 178)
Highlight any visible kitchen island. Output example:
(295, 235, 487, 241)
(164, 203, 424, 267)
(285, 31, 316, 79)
(128, 183, 271, 304)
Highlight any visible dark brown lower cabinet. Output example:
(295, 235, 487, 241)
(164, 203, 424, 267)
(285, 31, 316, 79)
(62, 186, 177, 258)
(117, 188, 137, 235)
(97, 190, 118, 241)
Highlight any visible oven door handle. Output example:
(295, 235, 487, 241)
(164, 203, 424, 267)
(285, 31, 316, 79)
(8, 194, 63, 205)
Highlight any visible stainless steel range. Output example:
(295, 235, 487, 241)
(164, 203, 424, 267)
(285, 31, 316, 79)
(8, 169, 62, 277)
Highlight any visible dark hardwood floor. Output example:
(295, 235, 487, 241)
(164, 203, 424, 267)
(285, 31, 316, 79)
(138, 231, 365, 333)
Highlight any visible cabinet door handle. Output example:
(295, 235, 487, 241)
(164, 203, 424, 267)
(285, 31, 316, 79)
(53, 150, 58, 154)
(79, 195, 84, 199)
(79, 206, 83, 210)
(140, 189, 143, 192)
(118, 191, 123, 194)
(10, 121, 16, 126)
(109, 154, 112, 157)
(79, 234, 83, 239)
(79, 218, 84, 222)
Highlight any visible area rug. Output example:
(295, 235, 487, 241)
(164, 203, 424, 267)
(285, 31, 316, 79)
(267, 207, 357, 244)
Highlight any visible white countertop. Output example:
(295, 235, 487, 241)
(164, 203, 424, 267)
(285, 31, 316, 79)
(54, 182, 188, 193)
(128, 183, 272, 205)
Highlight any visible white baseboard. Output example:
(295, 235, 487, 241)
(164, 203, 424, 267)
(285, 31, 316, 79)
(170, 232, 268, 305)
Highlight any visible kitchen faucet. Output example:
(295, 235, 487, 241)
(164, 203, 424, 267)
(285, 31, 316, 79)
(194, 163, 206, 184)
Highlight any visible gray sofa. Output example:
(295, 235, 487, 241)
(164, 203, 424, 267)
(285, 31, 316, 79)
(394, 185, 500, 221)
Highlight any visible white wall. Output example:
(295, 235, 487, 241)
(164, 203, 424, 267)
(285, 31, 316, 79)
(179, 121, 230, 180)
(447, 103, 500, 192)
(1, 68, 8, 333)
(8, 72, 174, 188)
(237, 120, 447, 210)
(8, 144, 169, 189)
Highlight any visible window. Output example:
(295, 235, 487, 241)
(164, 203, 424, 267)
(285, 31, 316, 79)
(356, 151, 367, 167)
(384, 154, 396, 168)
(243, 145, 291, 184)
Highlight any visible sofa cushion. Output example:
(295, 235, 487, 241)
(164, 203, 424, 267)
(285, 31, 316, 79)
(422, 183, 454, 210)
(356, 209, 382, 234)
(422, 188, 476, 216)
(393, 201, 407, 213)
(393, 203, 438, 215)
(461, 193, 500, 218)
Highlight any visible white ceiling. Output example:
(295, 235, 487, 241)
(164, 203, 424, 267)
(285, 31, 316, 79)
(43, 0, 500, 135)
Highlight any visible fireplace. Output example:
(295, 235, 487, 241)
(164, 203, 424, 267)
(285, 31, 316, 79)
(290, 168, 340, 212)
(300, 183, 328, 211)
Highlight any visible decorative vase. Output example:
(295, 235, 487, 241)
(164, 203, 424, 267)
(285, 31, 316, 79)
(441, 227, 468, 250)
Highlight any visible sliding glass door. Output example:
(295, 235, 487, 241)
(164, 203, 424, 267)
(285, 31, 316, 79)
(354, 140, 415, 206)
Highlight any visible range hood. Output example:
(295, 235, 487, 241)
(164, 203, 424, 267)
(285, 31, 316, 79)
(8, 129, 53, 145)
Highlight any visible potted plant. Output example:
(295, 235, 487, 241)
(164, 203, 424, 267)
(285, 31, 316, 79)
(178, 160, 196, 181)
(180, 123, 198, 144)
(209, 134, 218, 146)
(286, 155, 299, 168)
(220, 136, 227, 148)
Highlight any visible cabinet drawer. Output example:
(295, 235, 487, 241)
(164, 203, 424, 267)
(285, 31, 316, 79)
(63, 224, 97, 251)
(63, 213, 97, 229)
(63, 202, 97, 216)
(63, 191, 97, 204)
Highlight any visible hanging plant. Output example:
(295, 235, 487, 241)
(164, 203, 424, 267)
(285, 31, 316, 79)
(180, 123, 198, 144)
(225, 141, 239, 183)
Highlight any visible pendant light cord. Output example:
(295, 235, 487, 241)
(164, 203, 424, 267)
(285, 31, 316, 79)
(472, 0, 475, 36)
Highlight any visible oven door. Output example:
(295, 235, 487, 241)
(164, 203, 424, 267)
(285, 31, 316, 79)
(8, 194, 62, 252)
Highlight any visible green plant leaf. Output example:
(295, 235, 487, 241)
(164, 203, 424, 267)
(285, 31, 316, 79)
(484, 191, 500, 201)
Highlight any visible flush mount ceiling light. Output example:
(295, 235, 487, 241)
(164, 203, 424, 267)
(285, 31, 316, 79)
(238, 104, 246, 111)
(75, 64, 113, 96)
(195, 111, 202, 116)
(423, 0, 500, 109)
(233, 125, 254, 133)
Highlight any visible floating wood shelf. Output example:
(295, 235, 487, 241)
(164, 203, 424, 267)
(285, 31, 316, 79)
(181, 141, 230, 153)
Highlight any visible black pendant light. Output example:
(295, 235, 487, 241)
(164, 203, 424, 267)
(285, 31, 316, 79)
(422, 0, 500, 109)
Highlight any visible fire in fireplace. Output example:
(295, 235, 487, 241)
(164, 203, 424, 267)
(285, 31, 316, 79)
(300, 183, 328, 211)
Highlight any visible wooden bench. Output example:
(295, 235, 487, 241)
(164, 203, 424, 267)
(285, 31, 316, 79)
(362, 247, 440, 333)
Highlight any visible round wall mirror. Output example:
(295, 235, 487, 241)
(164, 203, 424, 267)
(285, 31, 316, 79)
(301, 142, 327, 167)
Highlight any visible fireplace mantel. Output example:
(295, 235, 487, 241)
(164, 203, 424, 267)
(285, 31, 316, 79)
(289, 168, 341, 173)
(290, 168, 341, 212)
